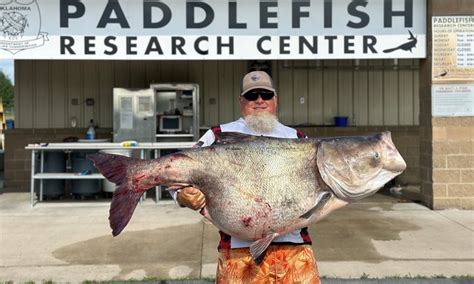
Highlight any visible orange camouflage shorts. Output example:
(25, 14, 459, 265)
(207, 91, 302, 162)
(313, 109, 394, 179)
(216, 244, 320, 284)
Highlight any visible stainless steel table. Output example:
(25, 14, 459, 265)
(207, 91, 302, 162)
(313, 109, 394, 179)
(25, 142, 195, 207)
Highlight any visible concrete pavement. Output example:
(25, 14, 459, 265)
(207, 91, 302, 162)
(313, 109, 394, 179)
(0, 192, 473, 283)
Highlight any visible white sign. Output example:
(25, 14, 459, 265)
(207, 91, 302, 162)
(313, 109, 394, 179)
(0, 0, 426, 60)
(432, 16, 474, 83)
(432, 84, 474, 117)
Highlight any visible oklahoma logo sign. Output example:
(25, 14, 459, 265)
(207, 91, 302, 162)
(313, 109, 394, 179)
(0, 0, 48, 54)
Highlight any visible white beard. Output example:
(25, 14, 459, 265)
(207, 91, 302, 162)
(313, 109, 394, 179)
(244, 112, 278, 134)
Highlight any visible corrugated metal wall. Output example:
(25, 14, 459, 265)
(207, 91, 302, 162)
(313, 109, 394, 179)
(14, 59, 419, 128)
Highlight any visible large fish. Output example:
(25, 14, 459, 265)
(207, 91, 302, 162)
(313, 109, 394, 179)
(89, 131, 406, 261)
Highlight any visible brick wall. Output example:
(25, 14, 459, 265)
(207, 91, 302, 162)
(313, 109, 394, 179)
(3, 128, 112, 191)
(4, 126, 419, 192)
(417, 94, 473, 210)
(429, 119, 473, 209)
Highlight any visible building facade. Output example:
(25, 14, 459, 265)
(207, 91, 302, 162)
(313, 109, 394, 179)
(1, 0, 472, 209)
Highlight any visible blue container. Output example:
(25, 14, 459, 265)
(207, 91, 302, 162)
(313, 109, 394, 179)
(5, 119, 14, 129)
(35, 152, 67, 198)
(334, 116, 349, 127)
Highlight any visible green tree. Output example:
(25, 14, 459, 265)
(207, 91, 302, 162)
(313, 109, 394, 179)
(0, 71, 14, 109)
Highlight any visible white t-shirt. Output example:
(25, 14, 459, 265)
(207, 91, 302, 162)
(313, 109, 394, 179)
(198, 118, 309, 248)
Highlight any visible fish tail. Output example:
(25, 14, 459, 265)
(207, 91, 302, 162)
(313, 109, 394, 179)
(88, 153, 148, 236)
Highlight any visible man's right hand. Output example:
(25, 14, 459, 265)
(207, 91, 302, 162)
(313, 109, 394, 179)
(177, 187, 206, 210)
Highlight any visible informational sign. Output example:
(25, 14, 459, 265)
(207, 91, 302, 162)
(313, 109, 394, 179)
(137, 96, 153, 115)
(432, 84, 474, 117)
(120, 97, 133, 129)
(0, 0, 426, 60)
(432, 16, 474, 83)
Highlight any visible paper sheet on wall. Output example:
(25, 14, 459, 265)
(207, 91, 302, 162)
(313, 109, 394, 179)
(137, 96, 152, 115)
(432, 84, 474, 116)
(120, 97, 134, 129)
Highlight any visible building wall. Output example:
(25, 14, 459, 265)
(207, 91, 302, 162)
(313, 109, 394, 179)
(418, 0, 474, 209)
(427, 118, 473, 209)
(14, 59, 420, 129)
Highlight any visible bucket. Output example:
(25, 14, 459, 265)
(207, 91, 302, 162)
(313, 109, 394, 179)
(35, 152, 67, 198)
(334, 116, 349, 127)
(5, 119, 14, 129)
(99, 149, 131, 192)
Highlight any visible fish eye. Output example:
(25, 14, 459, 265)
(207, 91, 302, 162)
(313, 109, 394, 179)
(374, 152, 380, 159)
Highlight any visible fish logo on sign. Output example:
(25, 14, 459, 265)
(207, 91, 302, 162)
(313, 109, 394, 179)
(383, 30, 418, 53)
(0, 0, 48, 54)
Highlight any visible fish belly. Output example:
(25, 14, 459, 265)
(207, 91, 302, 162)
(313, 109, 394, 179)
(187, 140, 321, 240)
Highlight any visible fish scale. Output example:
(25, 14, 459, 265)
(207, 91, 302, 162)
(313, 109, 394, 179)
(185, 139, 319, 238)
(89, 131, 406, 262)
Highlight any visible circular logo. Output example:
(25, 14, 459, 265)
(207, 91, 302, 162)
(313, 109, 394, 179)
(251, 74, 260, 81)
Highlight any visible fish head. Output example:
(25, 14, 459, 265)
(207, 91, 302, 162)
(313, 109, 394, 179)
(316, 131, 406, 201)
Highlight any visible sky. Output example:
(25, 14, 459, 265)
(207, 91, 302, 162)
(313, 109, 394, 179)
(0, 59, 14, 84)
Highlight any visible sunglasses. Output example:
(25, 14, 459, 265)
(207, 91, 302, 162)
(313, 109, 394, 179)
(242, 90, 275, 101)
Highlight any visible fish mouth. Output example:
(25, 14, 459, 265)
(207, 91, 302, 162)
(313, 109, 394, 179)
(383, 153, 407, 173)
(384, 161, 406, 174)
(380, 132, 407, 173)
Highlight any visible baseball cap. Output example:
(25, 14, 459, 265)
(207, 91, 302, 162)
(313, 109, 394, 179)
(240, 71, 276, 96)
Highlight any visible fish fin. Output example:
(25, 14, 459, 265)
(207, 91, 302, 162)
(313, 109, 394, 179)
(88, 153, 147, 236)
(88, 153, 142, 184)
(108, 182, 145, 236)
(254, 249, 267, 265)
(250, 232, 278, 264)
(200, 206, 214, 222)
(214, 132, 260, 145)
(311, 197, 349, 223)
(300, 191, 333, 219)
(166, 183, 192, 192)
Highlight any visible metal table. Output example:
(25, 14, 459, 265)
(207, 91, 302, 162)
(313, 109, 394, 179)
(25, 142, 195, 207)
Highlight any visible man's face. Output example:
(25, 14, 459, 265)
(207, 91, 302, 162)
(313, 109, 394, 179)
(239, 89, 278, 117)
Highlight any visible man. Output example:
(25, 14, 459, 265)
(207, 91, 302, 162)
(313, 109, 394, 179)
(176, 71, 320, 283)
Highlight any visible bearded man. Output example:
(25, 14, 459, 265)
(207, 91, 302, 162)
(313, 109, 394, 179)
(175, 71, 321, 283)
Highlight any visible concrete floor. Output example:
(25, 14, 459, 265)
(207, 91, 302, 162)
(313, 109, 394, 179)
(0, 192, 473, 282)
